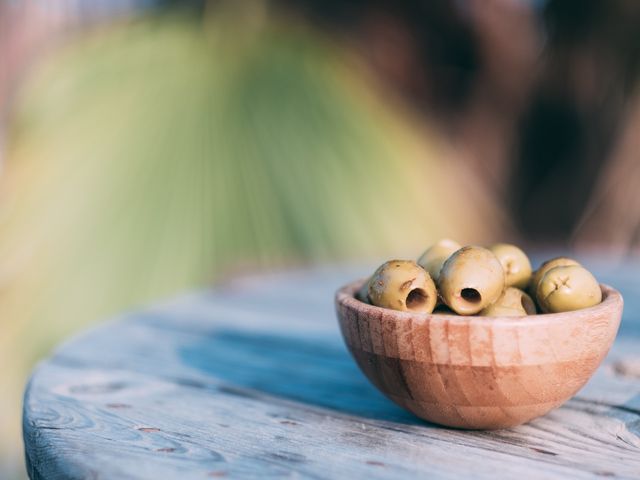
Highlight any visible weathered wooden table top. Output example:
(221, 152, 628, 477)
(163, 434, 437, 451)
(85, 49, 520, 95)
(23, 261, 640, 479)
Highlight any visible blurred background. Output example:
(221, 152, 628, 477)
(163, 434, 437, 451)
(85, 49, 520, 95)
(1, 0, 639, 477)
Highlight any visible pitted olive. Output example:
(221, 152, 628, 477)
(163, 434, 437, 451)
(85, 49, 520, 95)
(481, 287, 536, 316)
(368, 260, 437, 313)
(438, 246, 505, 315)
(536, 265, 601, 313)
(529, 257, 580, 295)
(489, 243, 532, 289)
(417, 239, 461, 282)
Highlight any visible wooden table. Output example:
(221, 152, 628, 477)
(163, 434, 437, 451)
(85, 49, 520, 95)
(23, 263, 640, 479)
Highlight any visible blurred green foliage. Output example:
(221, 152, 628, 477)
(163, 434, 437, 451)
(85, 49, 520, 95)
(0, 9, 503, 477)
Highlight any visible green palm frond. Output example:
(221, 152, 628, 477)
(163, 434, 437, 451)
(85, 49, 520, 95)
(1, 14, 506, 362)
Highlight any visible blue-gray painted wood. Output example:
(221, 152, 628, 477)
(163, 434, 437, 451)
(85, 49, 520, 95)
(23, 262, 640, 479)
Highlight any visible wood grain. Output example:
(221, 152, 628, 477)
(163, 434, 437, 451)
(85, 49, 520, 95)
(336, 281, 623, 429)
(22, 264, 640, 479)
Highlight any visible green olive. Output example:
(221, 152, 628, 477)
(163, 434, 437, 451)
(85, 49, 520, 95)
(529, 257, 580, 295)
(536, 265, 602, 313)
(368, 260, 437, 313)
(480, 287, 536, 317)
(417, 238, 461, 282)
(355, 277, 371, 303)
(489, 243, 532, 289)
(438, 246, 505, 315)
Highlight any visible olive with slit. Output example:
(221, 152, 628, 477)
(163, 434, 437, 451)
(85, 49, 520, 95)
(439, 246, 505, 315)
(489, 243, 532, 289)
(480, 287, 536, 317)
(368, 260, 437, 313)
(417, 238, 461, 282)
(529, 257, 580, 295)
(536, 265, 602, 313)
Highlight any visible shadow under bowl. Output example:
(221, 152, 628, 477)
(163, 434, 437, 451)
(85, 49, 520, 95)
(335, 280, 623, 430)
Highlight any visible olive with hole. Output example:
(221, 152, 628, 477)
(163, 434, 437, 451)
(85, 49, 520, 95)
(438, 246, 505, 315)
(529, 257, 580, 295)
(368, 260, 437, 313)
(480, 287, 536, 316)
(536, 265, 602, 313)
(417, 238, 461, 282)
(489, 243, 532, 289)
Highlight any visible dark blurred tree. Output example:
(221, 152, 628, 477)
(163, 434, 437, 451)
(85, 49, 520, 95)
(511, 0, 640, 244)
(286, 0, 640, 248)
(282, 0, 481, 116)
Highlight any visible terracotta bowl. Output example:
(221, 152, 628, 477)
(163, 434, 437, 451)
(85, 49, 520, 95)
(335, 279, 623, 430)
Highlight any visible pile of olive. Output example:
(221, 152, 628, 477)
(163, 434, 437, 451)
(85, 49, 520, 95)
(358, 240, 602, 316)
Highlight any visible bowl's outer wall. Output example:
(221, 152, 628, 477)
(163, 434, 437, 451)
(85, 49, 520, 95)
(335, 281, 623, 429)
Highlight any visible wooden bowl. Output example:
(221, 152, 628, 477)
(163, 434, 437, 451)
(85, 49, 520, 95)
(335, 280, 623, 429)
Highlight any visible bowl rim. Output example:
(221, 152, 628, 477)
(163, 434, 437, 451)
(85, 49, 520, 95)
(336, 278, 623, 327)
